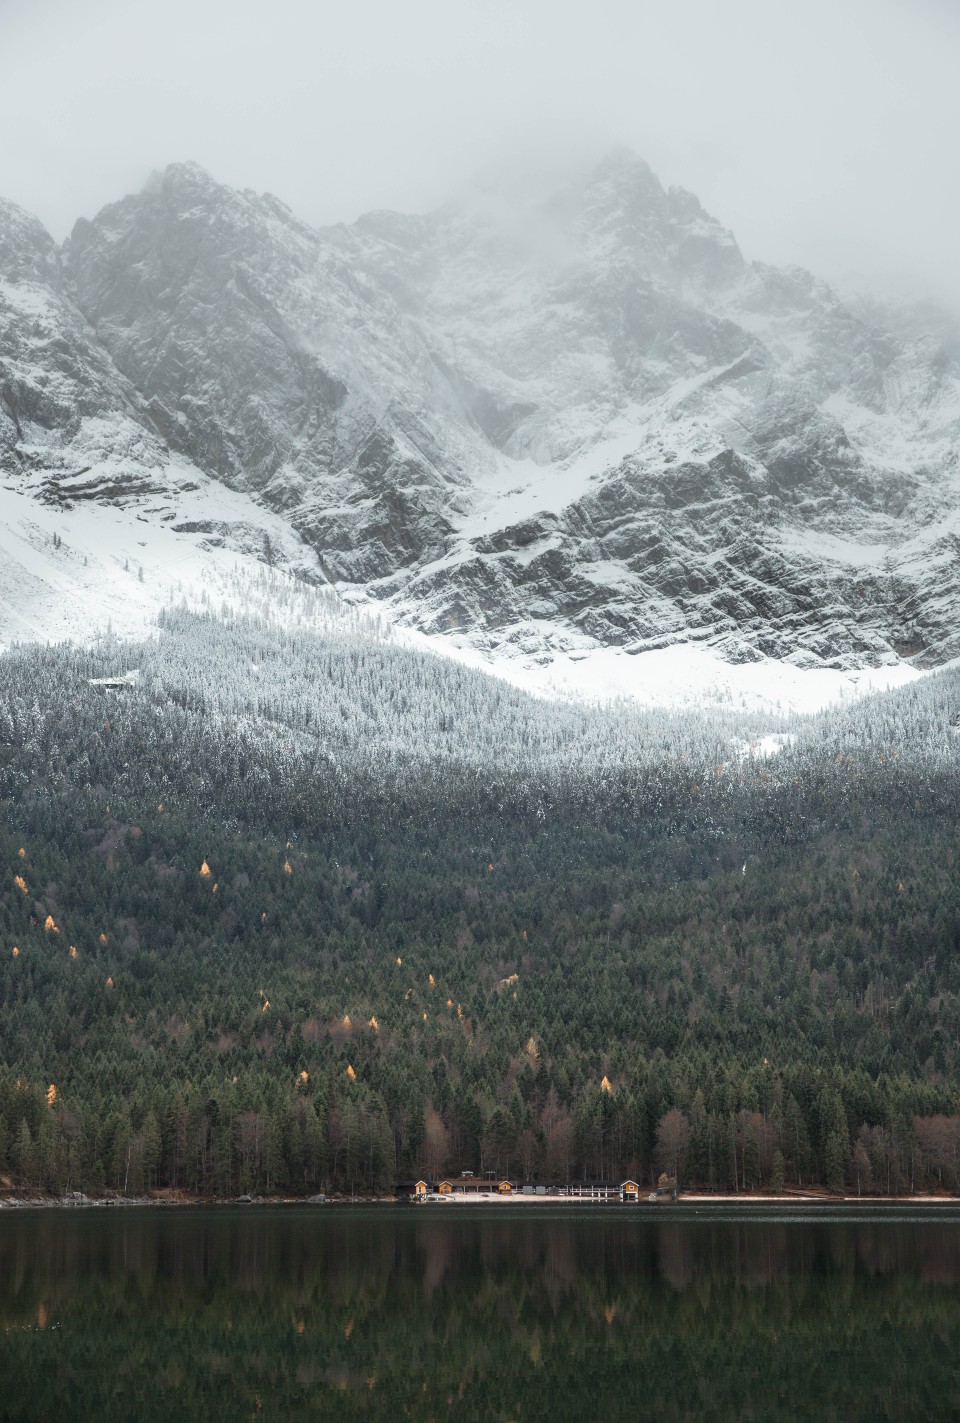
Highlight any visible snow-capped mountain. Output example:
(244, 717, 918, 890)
(2, 150, 959, 706)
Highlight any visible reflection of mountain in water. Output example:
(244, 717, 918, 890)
(1, 1209, 959, 1421)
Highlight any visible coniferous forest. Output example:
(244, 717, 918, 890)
(2, 602, 960, 1198)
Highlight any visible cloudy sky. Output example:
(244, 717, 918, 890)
(3, 0, 958, 309)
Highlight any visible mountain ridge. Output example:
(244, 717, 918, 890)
(2, 151, 959, 701)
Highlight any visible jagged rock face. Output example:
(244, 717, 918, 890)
(0, 195, 172, 503)
(62, 163, 477, 583)
(0, 198, 61, 288)
(2, 152, 960, 673)
(0, 193, 322, 589)
(65, 164, 338, 486)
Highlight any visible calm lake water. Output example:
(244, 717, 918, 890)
(1, 1204, 959, 1422)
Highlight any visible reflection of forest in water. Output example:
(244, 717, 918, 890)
(2, 1208, 960, 1422)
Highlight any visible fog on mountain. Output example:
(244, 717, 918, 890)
(1, 151, 958, 690)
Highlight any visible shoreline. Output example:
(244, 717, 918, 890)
(2, 1190, 959, 1210)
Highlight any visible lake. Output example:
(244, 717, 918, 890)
(1, 1204, 959, 1421)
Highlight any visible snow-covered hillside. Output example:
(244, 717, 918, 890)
(1, 152, 958, 710)
(0, 475, 921, 716)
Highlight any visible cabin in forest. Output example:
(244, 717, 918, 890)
(88, 670, 141, 693)
(498, 1180, 513, 1194)
(621, 1179, 640, 1201)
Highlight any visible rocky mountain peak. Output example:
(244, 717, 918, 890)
(0, 197, 60, 288)
(540, 147, 743, 290)
(150, 158, 221, 199)
(576, 145, 666, 212)
(67, 160, 319, 287)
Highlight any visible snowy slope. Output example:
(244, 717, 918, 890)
(0, 473, 922, 717)
(0, 467, 325, 648)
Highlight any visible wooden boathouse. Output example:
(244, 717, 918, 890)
(406, 1177, 645, 1202)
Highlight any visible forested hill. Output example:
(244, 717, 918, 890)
(2, 610, 960, 1198)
